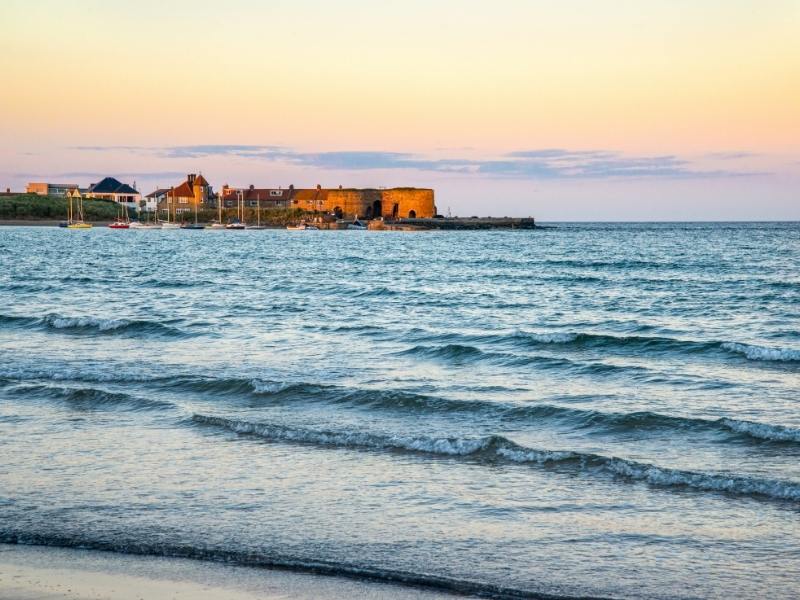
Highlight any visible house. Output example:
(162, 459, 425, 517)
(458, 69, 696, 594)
(144, 188, 169, 213)
(158, 174, 211, 216)
(26, 182, 79, 197)
(85, 177, 141, 210)
(219, 184, 291, 210)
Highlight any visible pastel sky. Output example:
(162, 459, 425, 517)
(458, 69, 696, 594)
(1, 0, 798, 220)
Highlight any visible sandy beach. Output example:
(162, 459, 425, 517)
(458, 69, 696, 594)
(0, 545, 460, 600)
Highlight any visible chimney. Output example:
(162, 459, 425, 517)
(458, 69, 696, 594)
(249, 184, 254, 190)
(316, 184, 321, 190)
(187, 173, 196, 186)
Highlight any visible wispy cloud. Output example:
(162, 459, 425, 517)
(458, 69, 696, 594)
(705, 151, 760, 160)
(72, 145, 763, 180)
(12, 171, 187, 180)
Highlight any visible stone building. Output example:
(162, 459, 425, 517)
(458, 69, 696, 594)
(157, 174, 211, 216)
(292, 187, 435, 219)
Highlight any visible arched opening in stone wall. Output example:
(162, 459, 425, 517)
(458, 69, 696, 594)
(408, 210, 417, 219)
(372, 200, 382, 218)
(391, 203, 399, 219)
(333, 206, 343, 219)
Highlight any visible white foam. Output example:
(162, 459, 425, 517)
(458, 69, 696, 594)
(523, 332, 579, 344)
(193, 414, 800, 502)
(43, 315, 130, 331)
(720, 418, 800, 443)
(721, 342, 800, 362)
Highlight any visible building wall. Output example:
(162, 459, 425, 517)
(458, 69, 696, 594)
(380, 188, 435, 219)
(26, 183, 75, 196)
(319, 188, 435, 219)
(26, 183, 49, 195)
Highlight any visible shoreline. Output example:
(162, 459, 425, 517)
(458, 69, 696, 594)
(0, 544, 465, 600)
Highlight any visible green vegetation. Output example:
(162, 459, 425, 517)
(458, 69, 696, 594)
(0, 194, 131, 221)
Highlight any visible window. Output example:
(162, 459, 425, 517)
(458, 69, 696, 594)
(179, 198, 188, 204)
(270, 190, 282, 197)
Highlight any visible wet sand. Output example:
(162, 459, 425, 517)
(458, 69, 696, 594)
(0, 545, 460, 600)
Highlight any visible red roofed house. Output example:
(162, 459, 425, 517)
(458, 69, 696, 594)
(158, 173, 211, 217)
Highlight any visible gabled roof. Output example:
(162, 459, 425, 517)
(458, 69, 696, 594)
(170, 181, 194, 198)
(146, 188, 169, 198)
(87, 177, 138, 195)
(194, 174, 209, 187)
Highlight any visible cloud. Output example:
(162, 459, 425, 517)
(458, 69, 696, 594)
(12, 171, 187, 181)
(72, 145, 763, 180)
(705, 151, 760, 160)
(160, 145, 288, 159)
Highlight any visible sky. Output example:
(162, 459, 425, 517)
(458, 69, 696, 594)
(1, 0, 798, 220)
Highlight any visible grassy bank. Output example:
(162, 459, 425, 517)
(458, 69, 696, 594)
(171, 207, 313, 226)
(0, 194, 129, 221)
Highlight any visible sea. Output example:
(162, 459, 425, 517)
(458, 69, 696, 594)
(0, 222, 798, 599)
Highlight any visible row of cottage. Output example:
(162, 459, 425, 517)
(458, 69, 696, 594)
(27, 174, 436, 220)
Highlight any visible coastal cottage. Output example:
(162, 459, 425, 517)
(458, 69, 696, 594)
(84, 177, 141, 211)
(157, 174, 212, 217)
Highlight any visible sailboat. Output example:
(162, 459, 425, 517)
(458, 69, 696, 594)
(66, 192, 92, 229)
(225, 190, 246, 229)
(108, 200, 130, 229)
(210, 193, 225, 228)
(247, 192, 266, 229)
(180, 191, 205, 229)
(160, 188, 180, 229)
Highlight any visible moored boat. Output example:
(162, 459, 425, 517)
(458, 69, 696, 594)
(287, 222, 319, 231)
(108, 221, 130, 229)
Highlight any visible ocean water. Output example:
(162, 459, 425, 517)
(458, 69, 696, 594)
(0, 222, 798, 599)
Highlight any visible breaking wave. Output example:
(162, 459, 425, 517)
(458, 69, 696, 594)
(410, 330, 800, 365)
(720, 342, 800, 362)
(191, 415, 800, 502)
(0, 313, 191, 338)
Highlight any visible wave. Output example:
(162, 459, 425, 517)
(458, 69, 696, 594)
(4, 383, 174, 412)
(410, 330, 800, 365)
(720, 342, 800, 362)
(191, 415, 800, 502)
(5, 367, 796, 445)
(0, 313, 191, 338)
(0, 534, 595, 600)
(399, 343, 489, 362)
